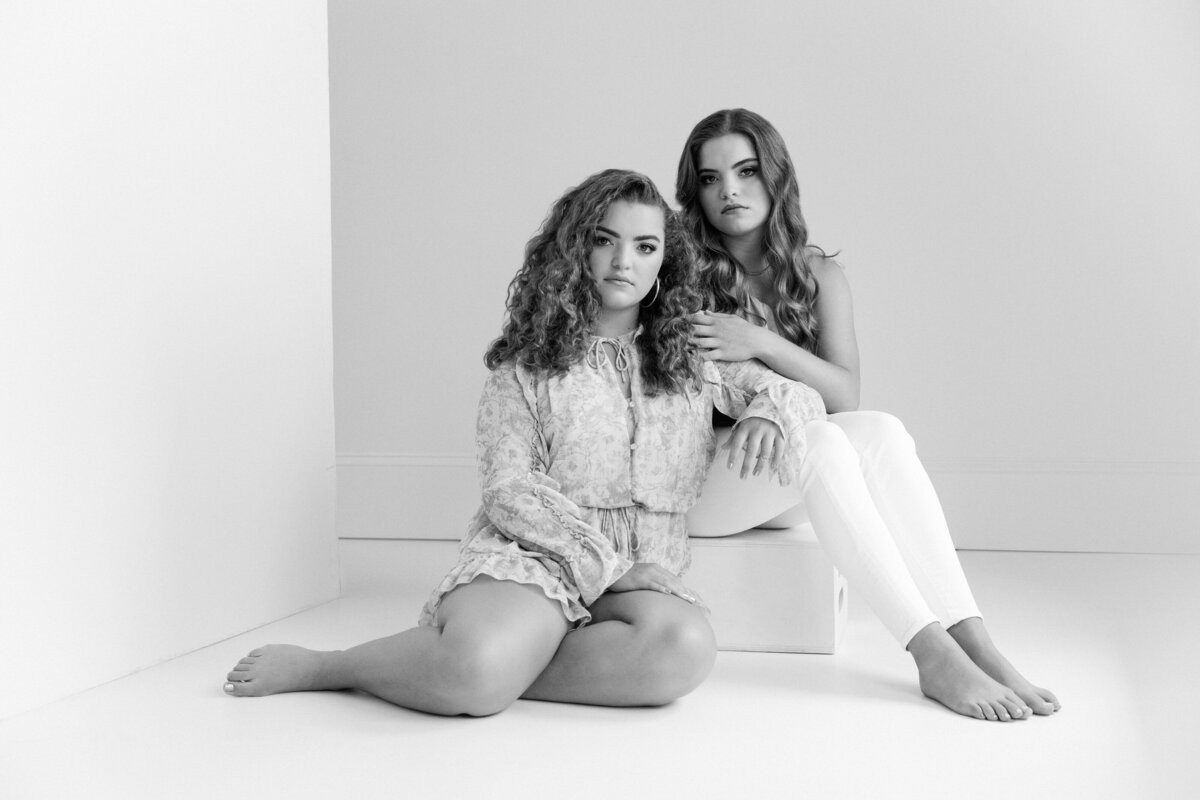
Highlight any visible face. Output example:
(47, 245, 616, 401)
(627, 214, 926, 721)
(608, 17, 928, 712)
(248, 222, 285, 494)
(696, 133, 772, 240)
(586, 200, 665, 321)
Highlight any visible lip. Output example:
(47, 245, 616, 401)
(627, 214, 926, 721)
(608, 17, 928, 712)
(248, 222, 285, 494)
(721, 204, 748, 214)
(604, 277, 635, 287)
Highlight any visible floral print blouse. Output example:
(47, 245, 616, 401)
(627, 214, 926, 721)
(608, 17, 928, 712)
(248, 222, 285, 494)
(418, 329, 826, 627)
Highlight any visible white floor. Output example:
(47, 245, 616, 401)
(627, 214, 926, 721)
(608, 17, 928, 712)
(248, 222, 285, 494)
(2, 551, 1198, 800)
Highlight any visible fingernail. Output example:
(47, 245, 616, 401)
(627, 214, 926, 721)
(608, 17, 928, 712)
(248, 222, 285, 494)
(223, 683, 235, 693)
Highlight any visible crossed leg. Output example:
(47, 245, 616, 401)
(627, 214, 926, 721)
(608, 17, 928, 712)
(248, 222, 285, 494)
(223, 576, 717, 715)
(223, 576, 568, 716)
(523, 588, 717, 706)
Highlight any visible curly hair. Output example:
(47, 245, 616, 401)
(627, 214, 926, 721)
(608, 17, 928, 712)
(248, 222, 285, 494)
(484, 169, 703, 396)
(675, 108, 833, 353)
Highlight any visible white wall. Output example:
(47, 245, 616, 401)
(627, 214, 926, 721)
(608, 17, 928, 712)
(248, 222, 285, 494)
(0, 1, 336, 719)
(331, 0, 1200, 553)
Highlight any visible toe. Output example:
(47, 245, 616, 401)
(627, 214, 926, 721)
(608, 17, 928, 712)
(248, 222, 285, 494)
(999, 698, 1025, 720)
(1030, 698, 1057, 715)
(1040, 688, 1061, 711)
(980, 702, 998, 721)
(993, 702, 1012, 722)
(1023, 688, 1058, 715)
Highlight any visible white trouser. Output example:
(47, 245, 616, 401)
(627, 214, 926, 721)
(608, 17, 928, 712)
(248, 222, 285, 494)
(687, 411, 980, 646)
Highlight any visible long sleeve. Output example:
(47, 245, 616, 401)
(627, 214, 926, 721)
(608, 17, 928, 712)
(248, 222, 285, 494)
(476, 363, 633, 605)
(705, 359, 827, 484)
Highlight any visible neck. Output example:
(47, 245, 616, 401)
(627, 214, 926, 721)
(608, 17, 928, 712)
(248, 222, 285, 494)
(593, 307, 639, 339)
(722, 231, 768, 276)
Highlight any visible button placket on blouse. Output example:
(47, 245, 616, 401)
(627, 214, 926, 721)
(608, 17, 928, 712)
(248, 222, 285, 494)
(625, 359, 641, 520)
(587, 333, 642, 530)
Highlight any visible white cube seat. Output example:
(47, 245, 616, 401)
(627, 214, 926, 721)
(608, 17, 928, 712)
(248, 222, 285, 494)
(686, 524, 847, 653)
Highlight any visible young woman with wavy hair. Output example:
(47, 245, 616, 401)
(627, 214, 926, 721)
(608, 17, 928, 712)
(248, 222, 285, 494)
(220, 169, 825, 715)
(678, 109, 1060, 721)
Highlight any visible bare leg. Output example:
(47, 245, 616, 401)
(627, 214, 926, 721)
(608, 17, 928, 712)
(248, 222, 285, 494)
(906, 622, 1032, 721)
(948, 617, 1061, 715)
(223, 576, 568, 716)
(522, 589, 717, 706)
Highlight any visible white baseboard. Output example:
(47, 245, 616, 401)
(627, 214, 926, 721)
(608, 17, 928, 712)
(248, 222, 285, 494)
(337, 454, 1199, 554)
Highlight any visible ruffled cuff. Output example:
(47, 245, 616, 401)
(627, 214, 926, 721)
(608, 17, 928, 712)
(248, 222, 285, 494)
(733, 381, 826, 485)
(525, 481, 634, 605)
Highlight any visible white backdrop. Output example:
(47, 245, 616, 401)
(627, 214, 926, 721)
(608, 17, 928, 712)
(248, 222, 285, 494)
(331, 0, 1200, 553)
(0, 1, 337, 718)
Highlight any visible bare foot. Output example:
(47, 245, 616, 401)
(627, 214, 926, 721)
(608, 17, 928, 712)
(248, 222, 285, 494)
(222, 644, 341, 697)
(948, 618, 1061, 715)
(908, 624, 1031, 721)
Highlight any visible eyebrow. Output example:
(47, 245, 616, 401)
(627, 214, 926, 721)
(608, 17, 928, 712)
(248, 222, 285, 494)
(596, 225, 661, 243)
(698, 157, 759, 173)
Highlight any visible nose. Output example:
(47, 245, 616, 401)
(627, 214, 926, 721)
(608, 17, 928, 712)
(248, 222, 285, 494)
(611, 243, 633, 270)
(720, 177, 739, 201)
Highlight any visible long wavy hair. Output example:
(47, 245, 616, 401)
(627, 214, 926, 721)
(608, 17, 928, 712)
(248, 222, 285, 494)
(484, 169, 702, 396)
(676, 108, 831, 353)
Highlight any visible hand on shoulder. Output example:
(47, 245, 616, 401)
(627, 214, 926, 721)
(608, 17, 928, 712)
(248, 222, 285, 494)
(689, 309, 768, 362)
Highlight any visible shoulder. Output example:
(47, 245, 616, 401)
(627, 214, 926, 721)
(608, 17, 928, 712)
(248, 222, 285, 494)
(806, 248, 847, 284)
(483, 359, 532, 397)
(485, 359, 519, 381)
(806, 250, 851, 303)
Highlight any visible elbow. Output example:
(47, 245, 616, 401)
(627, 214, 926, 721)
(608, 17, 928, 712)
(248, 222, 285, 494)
(825, 382, 860, 414)
(832, 394, 860, 414)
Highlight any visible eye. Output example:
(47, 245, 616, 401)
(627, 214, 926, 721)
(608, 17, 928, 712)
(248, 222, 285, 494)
(698, 174, 717, 186)
(592, 235, 612, 247)
(637, 243, 658, 255)
(740, 165, 759, 178)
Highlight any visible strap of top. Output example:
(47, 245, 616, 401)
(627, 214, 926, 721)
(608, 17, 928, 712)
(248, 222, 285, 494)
(745, 294, 781, 334)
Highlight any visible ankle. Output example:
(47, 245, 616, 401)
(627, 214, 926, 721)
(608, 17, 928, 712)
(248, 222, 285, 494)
(906, 623, 956, 665)
(947, 618, 996, 657)
(315, 649, 350, 690)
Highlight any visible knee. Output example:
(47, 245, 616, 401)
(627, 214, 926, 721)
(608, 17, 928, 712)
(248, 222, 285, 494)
(858, 411, 914, 453)
(865, 411, 910, 440)
(434, 640, 527, 717)
(833, 411, 914, 454)
(803, 419, 857, 468)
(639, 611, 717, 705)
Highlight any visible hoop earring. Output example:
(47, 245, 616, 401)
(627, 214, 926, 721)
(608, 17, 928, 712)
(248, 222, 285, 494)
(640, 278, 661, 308)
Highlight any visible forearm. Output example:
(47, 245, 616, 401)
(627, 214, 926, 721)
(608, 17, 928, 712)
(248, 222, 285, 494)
(477, 364, 632, 603)
(482, 477, 633, 605)
(757, 332, 859, 413)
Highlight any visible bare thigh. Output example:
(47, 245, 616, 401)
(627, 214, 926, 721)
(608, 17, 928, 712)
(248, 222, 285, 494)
(521, 588, 716, 707)
(431, 575, 571, 712)
(586, 587, 714, 631)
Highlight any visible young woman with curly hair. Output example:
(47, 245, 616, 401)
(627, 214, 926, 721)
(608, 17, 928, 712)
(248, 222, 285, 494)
(678, 108, 1060, 722)
(221, 169, 825, 715)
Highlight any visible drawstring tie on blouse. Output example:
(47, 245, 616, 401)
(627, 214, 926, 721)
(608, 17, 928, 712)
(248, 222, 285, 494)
(585, 336, 631, 375)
